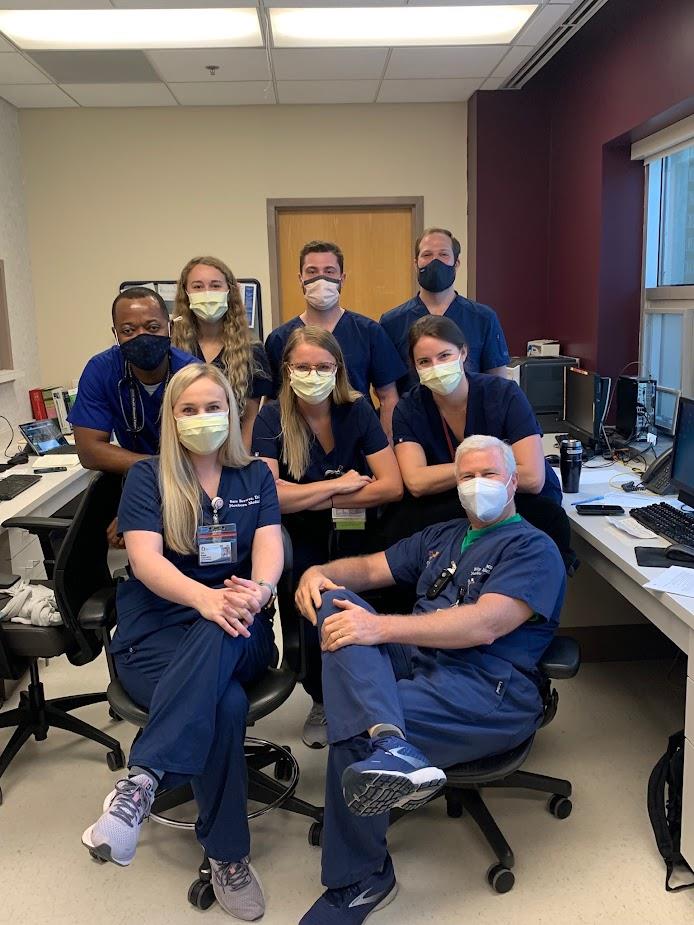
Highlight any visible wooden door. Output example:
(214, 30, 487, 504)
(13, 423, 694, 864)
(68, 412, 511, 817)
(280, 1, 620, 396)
(275, 205, 416, 324)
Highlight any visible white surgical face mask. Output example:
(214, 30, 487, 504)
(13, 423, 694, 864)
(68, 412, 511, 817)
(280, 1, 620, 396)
(457, 475, 512, 524)
(289, 369, 336, 404)
(188, 290, 229, 322)
(176, 412, 229, 455)
(417, 357, 463, 396)
(303, 276, 341, 311)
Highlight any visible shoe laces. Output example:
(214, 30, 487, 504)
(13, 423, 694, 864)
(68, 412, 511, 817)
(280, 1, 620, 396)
(324, 882, 364, 909)
(108, 779, 152, 828)
(214, 858, 252, 891)
(307, 703, 327, 726)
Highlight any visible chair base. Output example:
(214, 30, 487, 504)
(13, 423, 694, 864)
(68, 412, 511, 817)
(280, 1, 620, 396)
(0, 659, 125, 804)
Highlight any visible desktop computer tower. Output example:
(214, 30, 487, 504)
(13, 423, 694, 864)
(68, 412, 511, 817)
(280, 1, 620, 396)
(507, 355, 579, 415)
(615, 376, 656, 442)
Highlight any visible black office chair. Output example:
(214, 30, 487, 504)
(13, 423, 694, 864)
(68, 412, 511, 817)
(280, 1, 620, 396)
(99, 525, 323, 911)
(0, 472, 126, 805)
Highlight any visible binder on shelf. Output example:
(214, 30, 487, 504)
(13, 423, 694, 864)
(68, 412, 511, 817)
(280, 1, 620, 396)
(28, 388, 47, 420)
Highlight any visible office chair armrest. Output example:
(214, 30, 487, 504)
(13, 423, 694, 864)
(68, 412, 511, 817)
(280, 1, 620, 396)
(78, 587, 117, 630)
(539, 635, 581, 680)
(1, 516, 73, 535)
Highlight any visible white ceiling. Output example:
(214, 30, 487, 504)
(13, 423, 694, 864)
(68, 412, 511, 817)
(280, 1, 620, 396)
(0, 1, 591, 108)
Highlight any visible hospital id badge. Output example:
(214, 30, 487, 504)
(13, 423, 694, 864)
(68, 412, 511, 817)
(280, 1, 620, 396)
(331, 507, 366, 531)
(197, 523, 237, 566)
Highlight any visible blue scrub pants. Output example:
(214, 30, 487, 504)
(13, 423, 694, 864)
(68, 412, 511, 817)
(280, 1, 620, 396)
(316, 590, 543, 888)
(114, 614, 274, 862)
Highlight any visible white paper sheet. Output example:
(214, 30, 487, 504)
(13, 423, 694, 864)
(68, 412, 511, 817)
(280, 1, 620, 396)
(644, 566, 694, 598)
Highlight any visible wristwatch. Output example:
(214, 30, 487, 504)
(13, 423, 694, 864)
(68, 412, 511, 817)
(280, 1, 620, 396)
(257, 580, 277, 609)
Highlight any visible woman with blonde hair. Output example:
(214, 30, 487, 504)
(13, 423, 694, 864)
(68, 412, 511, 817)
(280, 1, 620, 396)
(252, 326, 403, 748)
(172, 256, 272, 447)
(83, 363, 282, 921)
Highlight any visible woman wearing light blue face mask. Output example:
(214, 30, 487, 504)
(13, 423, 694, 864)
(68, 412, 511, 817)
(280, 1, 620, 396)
(252, 325, 403, 748)
(381, 315, 561, 543)
(83, 363, 282, 920)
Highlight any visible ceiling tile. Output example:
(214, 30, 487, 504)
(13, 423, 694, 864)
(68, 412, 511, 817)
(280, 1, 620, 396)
(0, 1, 110, 8)
(515, 3, 571, 45)
(169, 80, 275, 105)
(277, 79, 379, 104)
(0, 83, 77, 106)
(386, 45, 507, 80)
(272, 48, 387, 80)
(378, 77, 480, 103)
(0, 52, 48, 83)
(490, 44, 533, 79)
(481, 75, 506, 90)
(28, 50, 158, 84)
(148, 48, 270, 83)
(60, 81, 177, 106)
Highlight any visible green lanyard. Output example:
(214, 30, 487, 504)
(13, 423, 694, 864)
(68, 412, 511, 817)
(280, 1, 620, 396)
(460, 514, 522, 553)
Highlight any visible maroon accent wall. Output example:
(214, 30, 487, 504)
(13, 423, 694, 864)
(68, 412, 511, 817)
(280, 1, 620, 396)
(469, 0, 694, 379)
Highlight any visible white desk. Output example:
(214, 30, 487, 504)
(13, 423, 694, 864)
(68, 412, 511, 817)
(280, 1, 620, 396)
(0, 463, 93, 579)
(550, 454, 694, 866)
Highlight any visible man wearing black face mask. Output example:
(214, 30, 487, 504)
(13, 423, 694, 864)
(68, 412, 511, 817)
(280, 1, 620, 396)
(69, 287, 200, 476)
(380, 227, 510, 394)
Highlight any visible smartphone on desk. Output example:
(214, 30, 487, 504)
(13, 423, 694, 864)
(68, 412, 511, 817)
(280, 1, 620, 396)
(575, 504, 625, 516)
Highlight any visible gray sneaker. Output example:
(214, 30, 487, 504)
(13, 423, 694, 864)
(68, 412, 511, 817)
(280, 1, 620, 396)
(211, 857, 265, 921)
(82, 774, 156, 866)
(302, 701, 327, 749)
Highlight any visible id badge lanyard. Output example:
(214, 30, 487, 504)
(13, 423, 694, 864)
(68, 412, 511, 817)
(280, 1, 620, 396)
(197, 495, 237, 566)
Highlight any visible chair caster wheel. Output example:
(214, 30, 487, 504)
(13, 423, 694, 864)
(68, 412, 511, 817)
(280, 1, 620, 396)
(88, 850, 107, 865)
(106, 748, 126, 772)
(108, 707, 123, 722)
(188, 879, 216, 910)
(274, 756, 293, 782)
(548, 795, 572, 819)
(308, 821, 323, 847)
(487, 864, 514, 894)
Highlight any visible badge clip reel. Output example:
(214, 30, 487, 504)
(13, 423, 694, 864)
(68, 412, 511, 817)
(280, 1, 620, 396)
(426, 561, 457, 600)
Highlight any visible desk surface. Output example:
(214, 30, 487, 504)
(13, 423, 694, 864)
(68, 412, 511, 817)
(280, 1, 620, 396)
(0, 463, 92, 523)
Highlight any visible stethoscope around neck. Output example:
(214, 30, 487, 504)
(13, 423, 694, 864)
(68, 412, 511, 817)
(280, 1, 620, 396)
(117, 359, 171, 435)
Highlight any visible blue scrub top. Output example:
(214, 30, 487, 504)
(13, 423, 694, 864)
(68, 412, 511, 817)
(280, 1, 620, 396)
(380, 294, 510, 394)
(111, 456, 280, 655)
(264, 311, 407, 397)
(385, 516, 566, 672)
(192, 340, 273, 400)
(392, 373, 562, 503)
(68, 345, 200, 455)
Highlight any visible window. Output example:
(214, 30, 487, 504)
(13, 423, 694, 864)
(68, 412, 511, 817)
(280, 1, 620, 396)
(638, 139, 694, 432)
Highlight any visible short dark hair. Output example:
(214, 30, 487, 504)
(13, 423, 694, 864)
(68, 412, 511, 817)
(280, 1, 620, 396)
(299, 240, 344, 275)
(112, 286, 169, 323)
(408, 315, 467, 365)
(415, 227, 461, 262)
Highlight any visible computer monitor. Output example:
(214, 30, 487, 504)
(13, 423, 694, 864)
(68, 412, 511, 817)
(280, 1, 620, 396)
(564, 367, 610, 449)
(671, 395, 694, 508)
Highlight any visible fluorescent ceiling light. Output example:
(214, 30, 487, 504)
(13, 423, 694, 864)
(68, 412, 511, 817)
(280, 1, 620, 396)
(0, 9, 262, 50)
(270, 5, 537, 48)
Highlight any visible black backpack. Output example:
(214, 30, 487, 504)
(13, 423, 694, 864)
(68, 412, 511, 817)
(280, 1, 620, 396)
(647, 729, 694, 892)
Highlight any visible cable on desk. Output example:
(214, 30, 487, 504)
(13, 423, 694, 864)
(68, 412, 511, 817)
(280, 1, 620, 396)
(0, 415, 14, 458)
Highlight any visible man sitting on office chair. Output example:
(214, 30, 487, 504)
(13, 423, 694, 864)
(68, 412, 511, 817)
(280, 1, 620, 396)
(68, 286, 199, 545)
(294, 434, 567, 924)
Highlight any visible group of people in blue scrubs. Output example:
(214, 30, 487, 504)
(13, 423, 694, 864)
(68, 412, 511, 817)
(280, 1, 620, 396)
(69, 228, 568, 923)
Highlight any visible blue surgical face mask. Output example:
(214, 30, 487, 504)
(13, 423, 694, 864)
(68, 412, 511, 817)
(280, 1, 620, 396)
(118, 332, 170, 371)
(418, 259, 456, 294)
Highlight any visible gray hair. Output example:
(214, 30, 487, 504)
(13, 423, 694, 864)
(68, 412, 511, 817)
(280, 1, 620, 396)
(454, 435, 517, 477)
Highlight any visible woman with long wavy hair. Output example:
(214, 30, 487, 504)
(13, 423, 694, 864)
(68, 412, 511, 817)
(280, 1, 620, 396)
(172, 256, 272, 448)
(252, 326, 402, 749)
(82, 363, 282, 920)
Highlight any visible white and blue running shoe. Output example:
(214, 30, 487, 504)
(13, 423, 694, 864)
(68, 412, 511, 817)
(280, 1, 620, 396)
(342, 735, 446, 817)
(299, 854, 397, 924)
(82, 774, 156, 866)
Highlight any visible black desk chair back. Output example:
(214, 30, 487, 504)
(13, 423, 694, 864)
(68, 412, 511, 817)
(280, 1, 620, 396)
(0, 473, 126, 804)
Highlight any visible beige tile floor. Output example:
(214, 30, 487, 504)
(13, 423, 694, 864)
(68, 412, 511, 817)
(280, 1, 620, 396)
(1, 654, 693, 925)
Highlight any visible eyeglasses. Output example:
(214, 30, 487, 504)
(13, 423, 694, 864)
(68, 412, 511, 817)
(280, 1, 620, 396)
(289, 363, 337, 378)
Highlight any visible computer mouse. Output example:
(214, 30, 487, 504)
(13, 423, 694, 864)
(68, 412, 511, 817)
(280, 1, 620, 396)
(665, 544, 694, 563)
(545, 454, 560, 465)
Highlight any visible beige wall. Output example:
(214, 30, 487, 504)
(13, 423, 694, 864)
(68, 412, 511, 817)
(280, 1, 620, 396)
(19, 102, 467, 386)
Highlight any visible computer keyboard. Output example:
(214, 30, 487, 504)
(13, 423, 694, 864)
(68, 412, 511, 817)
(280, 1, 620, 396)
(0, 473, 42, 501)
(630, 502, 694, 546)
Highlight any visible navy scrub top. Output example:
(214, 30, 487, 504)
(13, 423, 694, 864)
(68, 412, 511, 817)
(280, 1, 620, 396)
(385, 516, 566, 673)
(68, 345, 200, 456)
(111, 456, 280, 656)
(264, 311, 407, 397)
(392, 373, 562, 503)
(380, 294, 510, 394)
(192, 340, 273, 401)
